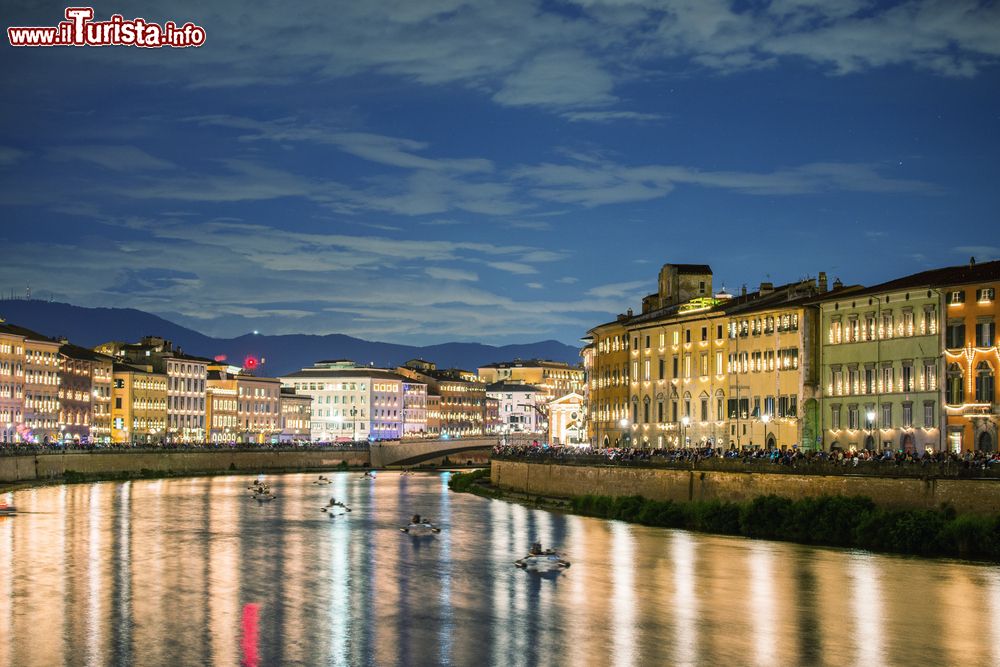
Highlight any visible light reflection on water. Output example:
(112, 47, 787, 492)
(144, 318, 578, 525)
(2, 472, 1000, 666)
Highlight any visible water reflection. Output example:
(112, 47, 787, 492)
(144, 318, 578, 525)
(2, 472, 999, 667)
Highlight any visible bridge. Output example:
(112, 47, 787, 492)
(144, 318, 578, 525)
(369, 437, 496, 467)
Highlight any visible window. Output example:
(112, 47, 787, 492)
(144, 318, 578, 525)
(716, 325, 723, 340)
(657, 401, 663, 422)
(672, 331, 679, 345)
(700, 353, 709, 376)
(924, 362, 937, 391)
(848, 405, 859, 430)
(643, 399, 650, 424)
(643, 360, 650, 382)
(685, 329, 691, 344)
(902, 402, 913, 428)
(658, 359, 665, 380)
(684, 354, 691, 378)
(976, 320, 995, 347)
(881, 403, 892, 428)
(717, 396, 724, 421)
(947, 290, 966, 305)
(632, 361, 638, 380)
(976, 362, 995, 403)
(645, 335, 650, 349)
(672, 356, 679, 378)
(946, 320, 966, 349)
(864, 367, 875, 394)
(700, 397, 708, 421)
(701, 327, 708, 342)
(715, 352, 723, 374)
(881, 366, 893, 393)
(977, 287, 995, 303)
(831, 404, 841, 430)
(946, 363, 964, 405)
(923, 402, 935, 428)
(902, 363, 914, 392)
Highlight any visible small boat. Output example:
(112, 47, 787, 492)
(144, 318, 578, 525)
(320, 498, 351, 514)
(0, 504, 17, 516)
(360, 471, 376, 480)
(399, 470, 414, 477)
(400, 514, 440, 535)
(253, 492, 277, 502)
(313, 476, 333, 485)
(515, 542, 570, 571)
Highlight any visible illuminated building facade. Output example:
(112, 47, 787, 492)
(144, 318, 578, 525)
(281, 360, 424, 441)
(477, 359, 584, 402)
(726, 279, 824, 450)
(818, 275, 943, 452)
(279, 388, 312, 442)
(942, 261, 1000, 452)
(58, 344, 114, 444)
(23, 332, 61, 444)
(0, 323, 26, 444)
(402, 380, 428, 437)
(584, 318, 631, 446)
(397, 360, 486, 437)
(111, 363, 167, 444)
(206, 383, 238, 443)
(487, 381, 544, 433)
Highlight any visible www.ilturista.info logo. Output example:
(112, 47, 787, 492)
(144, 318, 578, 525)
(8, 7, 205, 48)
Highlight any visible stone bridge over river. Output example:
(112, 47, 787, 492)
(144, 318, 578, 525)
(0, 438, 496, 484)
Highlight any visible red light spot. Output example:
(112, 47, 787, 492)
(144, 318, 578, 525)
(244, 355, 259, 370)
(214, 354, 228, 362)
(241, 603, 260, 667)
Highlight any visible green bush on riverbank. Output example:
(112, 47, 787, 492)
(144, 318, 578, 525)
(568, 493, 1000, 561)
(447, 468, 490, 493)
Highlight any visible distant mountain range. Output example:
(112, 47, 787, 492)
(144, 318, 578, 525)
(0, 300, 582, 376)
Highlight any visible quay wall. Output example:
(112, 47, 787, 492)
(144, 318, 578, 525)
(490, 461, 1000, 515)
(0, 450, 369, 484)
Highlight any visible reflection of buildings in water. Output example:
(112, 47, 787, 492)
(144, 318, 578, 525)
(0, 496, 13, 667)
(748, 543, 776, 667)
(208, 477, 240, 666)
(671, 531, 697, 667)
(611, 522, 638, 667)
(847, 554, 884, 667)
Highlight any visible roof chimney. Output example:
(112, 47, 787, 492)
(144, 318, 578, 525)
(971, 256, 977, 267)
(626, 308, 633, 318)
(818, 271, 828, 293)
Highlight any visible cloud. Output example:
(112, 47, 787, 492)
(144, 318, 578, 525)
(562, 111, 666, 123)
(514, 156, 941, 206)
(494, 50, 618, 108)
(526, 282, 544, 289)
(586, 280, 648, 298)
(47, 145, 176, 172)
(556, 276, 579, 284)
(0, 147, 27, 166)
(425, 266, 479, 282)
(487, 261, 539, 275)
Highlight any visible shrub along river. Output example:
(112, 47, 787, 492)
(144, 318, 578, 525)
(2, 471, 999, 666)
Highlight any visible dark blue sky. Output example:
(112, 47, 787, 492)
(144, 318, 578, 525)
(2, 0, 998, 345)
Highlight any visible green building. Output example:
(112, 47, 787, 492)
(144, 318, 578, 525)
(817, 278, 943, 452)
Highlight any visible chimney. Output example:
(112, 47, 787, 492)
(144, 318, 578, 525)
(626, 308, 633, 318)
(971, 256, 977, 267)
(833, 277, 844, 290)
(818, 271, 828, 293)
(740, 284, 747, 297)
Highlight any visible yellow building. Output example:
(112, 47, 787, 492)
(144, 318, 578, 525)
(206, 384, 238, 442)
(584, 317, 631, 446)
(111, 363, 167, 444)
(725, 280, 823, 450)
(0, 323, 26, 445)
(23, 333, 61, 444)
(279, 387, 312, 442)
(477, 359, 584, 401)
(943, 262, 1000, 452)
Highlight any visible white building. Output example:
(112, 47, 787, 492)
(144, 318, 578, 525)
(548, 392, 586, 446)
(280, 360, 425, 442)
(486, 381, 544, 433)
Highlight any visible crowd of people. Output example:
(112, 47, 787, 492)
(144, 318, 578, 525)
(492, 442, 1000, 474)
(0, 440, 371, 456)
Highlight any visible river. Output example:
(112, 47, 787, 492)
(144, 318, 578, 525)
(1, 472, 999, 666)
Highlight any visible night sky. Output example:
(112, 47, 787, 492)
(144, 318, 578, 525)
(2, 1, 998, 345)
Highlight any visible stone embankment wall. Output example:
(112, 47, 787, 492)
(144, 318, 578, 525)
(0, 450, 369, 484)
(491, 461, 1000, 515)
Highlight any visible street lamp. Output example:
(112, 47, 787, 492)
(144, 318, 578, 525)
(619, 418, 629, 446)
(866, 410, 877, 450)
(761, 413, 771, 449)
(681, 415, 691, 448)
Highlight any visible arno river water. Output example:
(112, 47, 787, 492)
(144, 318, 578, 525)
(2, 472, 1000, 667)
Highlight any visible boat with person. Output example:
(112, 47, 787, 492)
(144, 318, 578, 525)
(515, 542, 571, 571)
(360, 470, 376, 480)
(313, 475, 333, 485)
(320, 497, 351, 514)
(0, 503, 17, 516)
(400, 514, 441, 535)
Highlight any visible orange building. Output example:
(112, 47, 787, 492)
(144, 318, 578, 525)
(943, 261, 1000, 452)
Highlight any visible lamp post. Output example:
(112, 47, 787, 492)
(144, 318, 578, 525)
(866, 410, 876, 451)
(681, 415, 691, 448)
(619, 417, 629, 446)
(762, 413, 771, 449)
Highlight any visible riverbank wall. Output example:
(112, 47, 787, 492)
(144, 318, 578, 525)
(490, 460, 1000, 515)
(0, 450, 370, 484)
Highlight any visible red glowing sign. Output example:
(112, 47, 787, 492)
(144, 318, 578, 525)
(214, 354, 228, 362)
(243, 355, 259, 371)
